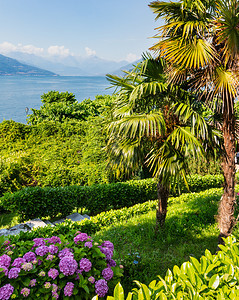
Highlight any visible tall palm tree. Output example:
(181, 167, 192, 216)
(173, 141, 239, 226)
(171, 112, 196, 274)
(106, 54, 219, 230)
(149, 0, 239, 243)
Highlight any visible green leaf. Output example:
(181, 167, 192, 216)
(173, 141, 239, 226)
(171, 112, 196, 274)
(208, 274, 220, 289)
(113, 283, 125, 300)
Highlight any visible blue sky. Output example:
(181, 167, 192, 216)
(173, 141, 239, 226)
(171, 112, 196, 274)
(0, 0, 163, 62)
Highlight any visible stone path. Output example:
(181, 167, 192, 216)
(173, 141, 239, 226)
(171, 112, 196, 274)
(0, 213, 90, 237)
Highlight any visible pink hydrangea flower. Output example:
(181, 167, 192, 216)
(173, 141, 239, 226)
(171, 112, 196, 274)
(48, 268, 59, 280)
(21, 287, 30, 297)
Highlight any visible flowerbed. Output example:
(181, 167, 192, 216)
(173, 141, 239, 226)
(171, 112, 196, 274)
(0, 231, 123, 299)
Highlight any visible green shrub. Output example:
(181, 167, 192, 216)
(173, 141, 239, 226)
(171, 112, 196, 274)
(0, 174, 223, 220)
(7, 188, 223, 244)
(1, 186, 77, 220)
(104, 235, 239, 299)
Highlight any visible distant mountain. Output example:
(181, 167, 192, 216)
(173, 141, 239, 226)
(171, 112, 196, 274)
(111, 59, 141, 76)
(6, 52, 133, 76)
(0, 54, 57, 76)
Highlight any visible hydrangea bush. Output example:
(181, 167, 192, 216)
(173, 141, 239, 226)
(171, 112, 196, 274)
(0, 231, 123, 299)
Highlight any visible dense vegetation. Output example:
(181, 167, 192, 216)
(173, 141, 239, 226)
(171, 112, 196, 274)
(0, 93, 221, 199)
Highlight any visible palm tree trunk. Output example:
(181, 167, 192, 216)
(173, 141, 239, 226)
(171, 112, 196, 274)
(217, 110, 236, 246)
(155, 180, 169, 231)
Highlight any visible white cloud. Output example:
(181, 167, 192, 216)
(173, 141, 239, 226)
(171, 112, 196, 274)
(0, 42, 17, 53)
(126, 53, 140, 63)
(0, 42, 44, 55)
(47, 45, 70, 57)
(85, 47, 96, 56)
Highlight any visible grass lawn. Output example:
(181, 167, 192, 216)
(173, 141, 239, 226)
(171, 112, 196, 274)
(93, 187, 239, 292)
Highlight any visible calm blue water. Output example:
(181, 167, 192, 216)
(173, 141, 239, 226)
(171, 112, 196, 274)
(0, 76, 112, 124)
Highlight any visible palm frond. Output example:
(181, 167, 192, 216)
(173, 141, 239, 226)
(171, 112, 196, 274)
(107, 112, 166, 140)
(151, 37, 215, 69)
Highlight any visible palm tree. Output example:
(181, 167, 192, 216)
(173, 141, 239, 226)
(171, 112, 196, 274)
(106, 54, 219, 230)
(149, 0, 239, 243)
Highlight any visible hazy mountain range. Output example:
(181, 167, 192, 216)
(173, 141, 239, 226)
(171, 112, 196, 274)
(0, 54, 57, 76)
(0, 52, 139, 76)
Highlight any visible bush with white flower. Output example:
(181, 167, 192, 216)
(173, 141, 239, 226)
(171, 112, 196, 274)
(0, 231, 123, 299)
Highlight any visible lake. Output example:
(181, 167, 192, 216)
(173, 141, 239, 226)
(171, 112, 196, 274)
(0, 76, 112, 124)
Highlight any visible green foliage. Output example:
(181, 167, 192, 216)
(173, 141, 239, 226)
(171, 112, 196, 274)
(0, 174, 224, 220)
(106, 236, 239, 299)
(1, 186, 77, 220)
(27, 91, 114, 124)
(0, 95, 114, 196)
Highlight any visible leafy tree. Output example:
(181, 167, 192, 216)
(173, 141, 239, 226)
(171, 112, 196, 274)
(149, 0, 239, 243)
(27, 92, 114, 124)
(106, 54, 219, 230)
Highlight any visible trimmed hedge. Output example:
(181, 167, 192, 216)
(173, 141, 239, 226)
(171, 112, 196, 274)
(0, 174, 224, 220)
(8, 187, 223, 243)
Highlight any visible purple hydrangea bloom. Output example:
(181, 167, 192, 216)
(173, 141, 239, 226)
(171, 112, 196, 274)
(101, 241, 114, 251)
(48, 268, 59, 280)
(64, 282, 74, 297)
(0, 255, 11, 268)
(79, 258, 92, 272)
(74, 233, 89, 243)
(23, 252, 36, 262)
(52, 292, 59, 299)
(21, 287, 30, 297)
(49, 245, 58, 254)
(12, 257, 26, 268)
(99, 247, 113, 260)
(47, 236, 61, 244)
(46, 255, 54, 261)
(52, 284, 58, 292)
(59, 257, 78, 276)
(58, 248, 74, 259)
(38, 259, 43, 265)
(0, 266, 8, 276)
(8, 267, 21, 279)
(33, 238, 46, 247)
(35, 246, 49, 256)
(0, 284, 14, 300)
(84, 241, 93, 248)
(107, 259, 117, 267)
(102, 267, 114, 281)
(95, 279, 109, 298)
(29, 279, 36, 287)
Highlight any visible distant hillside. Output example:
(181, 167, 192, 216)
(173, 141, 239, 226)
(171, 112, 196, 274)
(6, 51, 133, 76)
(0, 54, 57, 76)
(111, 59, 141, 76)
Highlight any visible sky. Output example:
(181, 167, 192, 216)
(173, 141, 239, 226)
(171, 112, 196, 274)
(0, 0, 163, 62)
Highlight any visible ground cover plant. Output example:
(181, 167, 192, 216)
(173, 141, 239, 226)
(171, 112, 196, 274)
(104, 236, 239, 299)
(0, 231, 123, 299)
